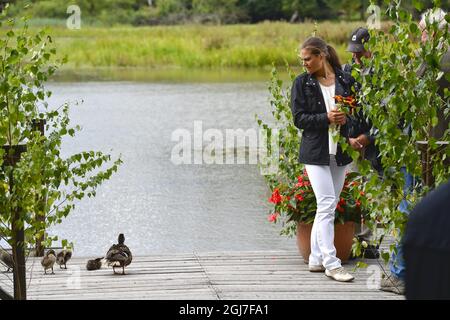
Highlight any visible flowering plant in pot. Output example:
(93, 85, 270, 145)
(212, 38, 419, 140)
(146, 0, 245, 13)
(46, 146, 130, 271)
(268, 170, 367, 228)
(267, 170, 368, 263)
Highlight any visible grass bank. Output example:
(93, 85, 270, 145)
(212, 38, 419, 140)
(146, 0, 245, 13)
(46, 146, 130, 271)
(25, 21, 366, 70)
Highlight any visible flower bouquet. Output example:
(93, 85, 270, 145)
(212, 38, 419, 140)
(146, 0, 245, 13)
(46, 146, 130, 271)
(330, 95, 358, 142)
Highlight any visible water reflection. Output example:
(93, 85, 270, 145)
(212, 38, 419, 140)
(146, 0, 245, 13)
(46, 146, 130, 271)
(44, 81, 296, 257)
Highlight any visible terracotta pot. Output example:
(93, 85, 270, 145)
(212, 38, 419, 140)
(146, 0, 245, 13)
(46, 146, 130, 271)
(296, 221, 355, 264)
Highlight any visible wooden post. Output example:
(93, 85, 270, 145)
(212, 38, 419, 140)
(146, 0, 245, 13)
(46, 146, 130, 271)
(32, 119, 46, 257)
(2, 144, 27, 300)
(416, 141, 449, 188)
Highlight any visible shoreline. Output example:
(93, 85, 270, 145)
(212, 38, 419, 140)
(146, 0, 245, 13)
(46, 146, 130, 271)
(51, 66, 299, 83)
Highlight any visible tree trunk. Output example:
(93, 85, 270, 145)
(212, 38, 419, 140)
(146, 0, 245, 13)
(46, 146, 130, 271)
(290, 11, 299, 23)
(32, 119, 46, 257)
(10, 171, 26, 300)
(3, 145, 27, 300)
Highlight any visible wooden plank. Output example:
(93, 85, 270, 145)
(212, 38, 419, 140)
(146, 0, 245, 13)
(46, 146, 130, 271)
(29, 289, 218, 300)
(220, 293, 404, 300)
(19, 250, 402, 300)
(28, 285, 214, 297)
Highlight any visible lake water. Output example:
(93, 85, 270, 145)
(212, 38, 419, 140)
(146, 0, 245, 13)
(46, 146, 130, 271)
(44, 80, 296, 258)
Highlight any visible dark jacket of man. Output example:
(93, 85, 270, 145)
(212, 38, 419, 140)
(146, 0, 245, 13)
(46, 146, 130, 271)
(342, 61, 383, 175)
(404, 180, 450, 299)
(290, 67, 355, 166)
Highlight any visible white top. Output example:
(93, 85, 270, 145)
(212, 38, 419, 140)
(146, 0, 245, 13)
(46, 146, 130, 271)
(319, 83, 338, 155)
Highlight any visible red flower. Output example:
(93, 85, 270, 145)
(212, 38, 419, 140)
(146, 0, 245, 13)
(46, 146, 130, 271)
(303, 169, 308, 177)
(295, 176, 306, 187)
(295, 194, 304, 201)
(334, 95, 344, 102)
(360, 191, 365, 196)
(269, 188, 282, 204)
(344, 96, 356, 106)
(268, 212, 280, 223)
(351, 181, 359, 187)
(356, 200, 361, 207)
(336, 205, 345, 213)
(338, 198, 346, 206)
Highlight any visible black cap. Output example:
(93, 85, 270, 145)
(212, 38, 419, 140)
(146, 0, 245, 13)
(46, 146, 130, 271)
(347, 27, 370, 53)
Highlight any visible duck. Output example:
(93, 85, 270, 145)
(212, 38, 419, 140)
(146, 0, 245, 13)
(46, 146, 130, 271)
(56, 249, 72, 269)
(86, 257, 103, 271)
(0, 246, 14, 272)
(41, 250, 57, 275)
(105, 234, 132, 275)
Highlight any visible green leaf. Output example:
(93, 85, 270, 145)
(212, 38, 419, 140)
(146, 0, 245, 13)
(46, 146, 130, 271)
(445, 73, 450, 83)
(356, 261, 368, 269)
(432, 116, 439, 127)
(7, 49, 19, 64)
(409, 23, 419, 34)
(412, 0, 424, 11)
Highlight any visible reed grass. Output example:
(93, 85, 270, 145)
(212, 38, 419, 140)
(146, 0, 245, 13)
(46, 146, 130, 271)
(5, 21, 368, 69)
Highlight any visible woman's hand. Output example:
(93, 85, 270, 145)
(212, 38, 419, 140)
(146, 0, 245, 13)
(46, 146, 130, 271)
(328, 109, 346, 125)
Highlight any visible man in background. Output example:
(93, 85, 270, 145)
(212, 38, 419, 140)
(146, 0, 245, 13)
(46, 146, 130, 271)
(404, 179, 450, 299)
(344, 27, 382, 260)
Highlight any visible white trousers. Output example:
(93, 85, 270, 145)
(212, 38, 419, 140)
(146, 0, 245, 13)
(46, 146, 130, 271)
(305, 155, 348, 270)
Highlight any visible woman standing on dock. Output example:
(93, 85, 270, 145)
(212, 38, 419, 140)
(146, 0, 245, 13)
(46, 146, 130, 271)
(290, 37, 355, 282)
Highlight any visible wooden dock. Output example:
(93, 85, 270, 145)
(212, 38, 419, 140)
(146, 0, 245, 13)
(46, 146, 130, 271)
(1, 250, 404, 300)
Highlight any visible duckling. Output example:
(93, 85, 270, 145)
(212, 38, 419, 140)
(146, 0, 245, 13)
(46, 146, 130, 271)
(56, 250, 72, 269)
(41, 250, 57, 275)
(0, 247, 14, 272)
(86, 257, 103, 271)
(105, 234, 132, 275)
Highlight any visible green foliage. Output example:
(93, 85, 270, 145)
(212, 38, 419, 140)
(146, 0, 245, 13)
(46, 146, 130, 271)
(0, 13, 122, 252)
(240, 0, 286, 22)
(158, 0, 189, 16)
(192, 0, 246, 23)
(345, 0, 450, 264)
(281, 0, 343, 21)
(256, 66, 302, 235)
(5, 0, 450, 25)
(6, 0, 154, 26)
